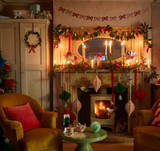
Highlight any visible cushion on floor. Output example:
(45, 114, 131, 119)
(18, 128, 62, 151)
(134, 126, 160, 148)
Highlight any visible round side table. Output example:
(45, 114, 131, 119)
(61, 127, 107, 151)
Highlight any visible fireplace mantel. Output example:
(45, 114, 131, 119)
(54, 69, 151, 133)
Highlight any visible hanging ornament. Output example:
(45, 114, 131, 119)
(0, 55, 6, 68)
(59, 90, 71, 107)
(92, 75, 101, 93)
(125, 99, 135, 117)
(72, 98, 82, 115)
(4, 80, 14, 89)
(126, 50, 137, 60)
(110, 102, 115, 109)
(135, 88, 146, 103)
(69, 111, 76, 124)
(114, 83, 126, 100)
(120, 72, 132, 85)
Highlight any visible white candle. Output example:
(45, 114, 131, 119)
(59, 44, 61, 57)
(109, 41, 112, 53)
(148, 60, 150, 68)
(63, 60, 65, 69)
(83, 45, 86, 59)
(105, 41, 107, 56)
(54, 60, 56, 66)
(91, 60, 94, 69)
(121, 43, 124, 56)
(140, 41, 142, 57)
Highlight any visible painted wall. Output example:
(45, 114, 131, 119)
(152, 2, 160, 82)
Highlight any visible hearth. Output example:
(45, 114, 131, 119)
(90, 94, 115, 131)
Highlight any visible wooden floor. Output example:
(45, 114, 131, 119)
(63, 142, 133, 151)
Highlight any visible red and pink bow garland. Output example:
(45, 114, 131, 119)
(58, 6, 148, 22)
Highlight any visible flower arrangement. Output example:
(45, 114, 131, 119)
(96, 53, 102, 59)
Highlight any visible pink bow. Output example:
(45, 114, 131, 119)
(110, 16, 116, 21)
(94, 17, 101, 21)
(134, 10, 141, 16)
(58, 7, 66, 13)
(86, 16, 93, 21)
(126, 13, 133, 19)
(72, 12, 79, 18)
(0, 89, 4, 93)
(65, 10, 72, 15)
(142, 7, 149, 14)
(102, 16, 108, 22)
(119, 14, 126, 20)
(29, 46, 36, 53)
(79, 14, 86, 19)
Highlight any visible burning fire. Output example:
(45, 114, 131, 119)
(95, 101, 108, 118)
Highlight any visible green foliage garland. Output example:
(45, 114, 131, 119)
(24, 31, 42, 48)
(53, 22, 152, 48)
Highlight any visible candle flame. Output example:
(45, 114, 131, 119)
(121, 42, 124, 45)
(54, 60, 56, 63)
(84, 45, 86, 48)
(91, 60, 93, 63)
(82, 43, 84, 46)
(140, 41, 142, 44)
(59, 44, 61, 47)
(63, 60, 65, 63)
(105, 41, 107, 45)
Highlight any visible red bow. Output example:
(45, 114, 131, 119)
(58, 7, 66, 13)
(86, 16, 93, 21)
(72, 12, 79, 18)
(110, 16, 116, 21)
(29, 45, 36, 53)
(134, 10, 141, 16)
(53, 43, 59, 48)
(146, 46, 149, 53)
(119, 14, 126, 20)
(102, 16, 108, 22)
(97, 26, 109, 33)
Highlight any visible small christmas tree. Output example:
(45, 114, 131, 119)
(0, 50, 16, 94)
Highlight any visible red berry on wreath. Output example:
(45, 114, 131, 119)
(4, 80, 14, 89)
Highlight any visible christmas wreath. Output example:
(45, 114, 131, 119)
(24, 31, 42, 52)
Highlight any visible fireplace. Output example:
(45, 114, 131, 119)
(90, 94, 115, 131)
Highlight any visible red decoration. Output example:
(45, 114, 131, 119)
(66, 51, 71, 56)
(157, 78, 160, 84)
(53, 43, 59, 48)
(146, 46, 149, 53)
(119, 14, 126, 20)
(4, 64, 11, 72)
(69, 111, 76, 124)
(135, 88, 146, 103)
(29, 45, 36, 53)
(134, 10, 141, 16)
(4, 80, 14, 89)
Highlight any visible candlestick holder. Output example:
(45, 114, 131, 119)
(109, 53, 112, 65)
(105, 55, 107, 63)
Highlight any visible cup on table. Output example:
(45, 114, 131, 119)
(68, 127, 74, 136)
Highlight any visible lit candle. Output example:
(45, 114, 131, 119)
(105, 41, 107, 56)
(148, 60, 150, 68)
(67, 61, 69, 64)
(121, 42, 124, 56)
(109, 41, 112, 53)
(54, 60, 56, 66)
(140, 41, 142, 57)
(136, 60, 138, 67)
(128, 60, 130, 66)
(63, 60, 65, 69)
(83, 45, 86, 59)
(91, 60, 94, 69)
(59, 44, 61, 57)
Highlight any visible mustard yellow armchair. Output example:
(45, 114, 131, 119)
(0, 93, 62, 151)
(134, 99, 160, 151)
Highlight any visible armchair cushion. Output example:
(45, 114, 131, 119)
(151, 102, 160, 126)
(3, 103, 42, 131)
(19, 128, 62, 151)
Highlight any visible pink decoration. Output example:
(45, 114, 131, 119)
(115, 64, 120, 67)
(125, 100, 135, 117)
(83, 64, 88, 67)
(72, 98, 82, 114)
(134, 10, 141, 16)
(53, 43, 59, 48)
(92, 75, 101, 93)
(119, 14, 126, 20)
(0, 88, 4, 93)
(110, 16, 116, 21)
(146, 46, 149, 53)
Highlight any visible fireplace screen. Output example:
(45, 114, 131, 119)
(95, 100, 111, 119)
